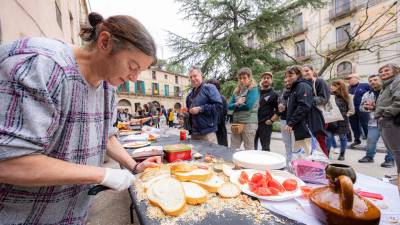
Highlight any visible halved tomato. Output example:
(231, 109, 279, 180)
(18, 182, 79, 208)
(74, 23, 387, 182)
(265, 170, 273, 181)
(300, 186, 313, 199)
(240, 171, 249, 181)
(282, 178, 298, 191)
(256, 187, 272, 196)
(268, 179, 285, 192)
(250, 173, 264, 183)
(249, 182, 258, 192)
(239, 176, 247, 185)
(269, 187, 280, 196)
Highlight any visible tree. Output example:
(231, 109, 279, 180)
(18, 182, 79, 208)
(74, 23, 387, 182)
(305, 0, 399, 78)
(167, 0, 326, 82)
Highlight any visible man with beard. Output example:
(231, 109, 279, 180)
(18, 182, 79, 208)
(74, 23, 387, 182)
(255, 72, 279, 151)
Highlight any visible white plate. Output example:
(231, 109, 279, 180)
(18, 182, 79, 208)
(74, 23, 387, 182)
(132, 146, 163, 154)
(122, 141, 151, 149)
(233, 150, 286, 170)
(230, 169, 305, 201)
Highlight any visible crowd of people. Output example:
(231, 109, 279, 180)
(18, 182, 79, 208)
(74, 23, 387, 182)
(182, 63, 399, 189)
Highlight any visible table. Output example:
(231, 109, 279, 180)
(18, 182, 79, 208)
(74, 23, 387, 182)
(124, 136, 305, 225)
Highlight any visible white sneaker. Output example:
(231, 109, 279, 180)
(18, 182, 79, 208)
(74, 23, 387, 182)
(333, 148, 340, 154)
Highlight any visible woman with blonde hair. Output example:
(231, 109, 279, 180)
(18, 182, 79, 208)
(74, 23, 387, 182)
(228, 67, 259, 150)
(326, 80, 351, 160)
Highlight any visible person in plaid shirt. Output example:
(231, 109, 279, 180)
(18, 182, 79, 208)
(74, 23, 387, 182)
(0, 12, 161, 224)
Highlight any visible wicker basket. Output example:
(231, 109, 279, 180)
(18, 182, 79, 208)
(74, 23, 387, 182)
(231, 123, 245, 134)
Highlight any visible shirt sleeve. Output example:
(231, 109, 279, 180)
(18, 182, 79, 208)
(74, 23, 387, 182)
(0, 53, 64, 160)
(235, 87, 259, 111)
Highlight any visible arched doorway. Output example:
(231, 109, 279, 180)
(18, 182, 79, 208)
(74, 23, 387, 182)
(117, 99, 132, 113)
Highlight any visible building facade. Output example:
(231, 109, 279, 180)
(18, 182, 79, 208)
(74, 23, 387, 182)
(269, 0, 399, 79)
(0, 0, 88, 45)
(116, 69, 190, 115)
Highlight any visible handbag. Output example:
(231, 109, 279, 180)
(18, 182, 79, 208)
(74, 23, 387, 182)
(319, 95, 344, 123)
(312, 82, 344, 123)
(231, 123, 245, 134)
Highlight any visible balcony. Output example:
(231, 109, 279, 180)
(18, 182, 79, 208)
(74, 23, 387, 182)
(273, 22, 308, 42)
(329, 1, 357, 22)
(116, 91, 182, 99)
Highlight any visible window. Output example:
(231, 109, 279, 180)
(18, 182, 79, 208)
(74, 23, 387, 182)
(164, 74, 168, 80)
(55, 1, 62, 30)
(135, 80, 145, 95)
(164, 85, 169, 96)
(336, 23, 350, 46)
(334, 0, 350, 14)
(293, 13, 303, 32)
(175, 75, 179, 84)
(295, 40, 305, 58)
(337, 61, 352, 76)
(152, 83, 159, 95)
(118, 81, 129, 93)
(152, 70, 156, 80)
(174, 86, 180, 97)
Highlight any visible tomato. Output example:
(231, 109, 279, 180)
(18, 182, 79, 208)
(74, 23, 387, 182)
(267, 179, 285, 192)
(265, 170, 273, 181)
(256, 187, 272, 196)
(240, 171, 249, 181)
(250, 173, 264, 183)
(282, 179, 298, 192)
(257, 178, 268, 188)
(269, 187, 280, 196)
(239, 176, 248, 185)
(249, 182, 258, 192)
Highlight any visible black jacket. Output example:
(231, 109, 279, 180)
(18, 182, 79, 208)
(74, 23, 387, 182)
(258, 87, 279, 123)
(286, 79, 325, 140)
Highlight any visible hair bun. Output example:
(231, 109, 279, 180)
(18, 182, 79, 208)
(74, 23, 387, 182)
(88, 12, 104, 27)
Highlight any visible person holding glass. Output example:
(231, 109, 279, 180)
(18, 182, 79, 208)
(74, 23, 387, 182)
(228, 67, 259, 150)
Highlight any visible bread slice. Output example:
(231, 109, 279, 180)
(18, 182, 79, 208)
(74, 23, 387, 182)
(170, 163, 198, 174)
(174, 169, 212, 182)
(143, 174, 171, 191)
(146, 177, 186, 216)
(217, 182, 241, 198)
(181, 182, 208, 205)
(140, 167, 170, 182)
(191, 174, 225, 193)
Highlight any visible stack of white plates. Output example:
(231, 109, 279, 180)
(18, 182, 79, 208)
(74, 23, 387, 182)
(232, 150, 286, 170)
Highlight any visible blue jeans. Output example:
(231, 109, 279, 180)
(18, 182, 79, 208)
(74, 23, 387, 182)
(326, 132, 347, 155)
(366, 126, 394, 161)
(280, 120, 292, 166)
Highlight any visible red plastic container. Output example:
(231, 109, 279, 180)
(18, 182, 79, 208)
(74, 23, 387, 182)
(163, 144, 192, 163)
(180, 130, 186, 141)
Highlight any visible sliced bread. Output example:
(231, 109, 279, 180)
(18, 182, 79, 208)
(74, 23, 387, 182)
(217, 182, 241, 198)
(181, 182, 208, 205)
(140, 167, 170, 182)
(143, 174, 171, 191)
(174, 169, 212, 182)
(191, 174, 225, 193)
(146, 177, 186, 216)
(170, 163, 198, 174)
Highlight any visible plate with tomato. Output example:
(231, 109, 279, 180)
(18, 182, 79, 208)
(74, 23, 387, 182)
(230, 169, 305, 201)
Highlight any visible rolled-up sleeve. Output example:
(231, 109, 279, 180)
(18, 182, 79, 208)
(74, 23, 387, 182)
(0, 54, 63, 160)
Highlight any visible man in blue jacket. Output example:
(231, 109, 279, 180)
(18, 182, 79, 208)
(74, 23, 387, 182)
(346, 74, 371, 148)
(186, 67, 223, 144)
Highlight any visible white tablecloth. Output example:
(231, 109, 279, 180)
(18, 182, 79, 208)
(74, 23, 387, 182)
(261, 173, 400, 225)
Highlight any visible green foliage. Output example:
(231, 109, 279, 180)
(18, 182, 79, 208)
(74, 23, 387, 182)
(221, 80, 237, 99)
(168, 0, 327, 84)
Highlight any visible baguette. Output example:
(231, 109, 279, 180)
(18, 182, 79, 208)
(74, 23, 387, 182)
(174, 169, 212, 182)
(191, 174, 225, 193)
(146, 177, 186, 216)
(181, 182, 208, 205)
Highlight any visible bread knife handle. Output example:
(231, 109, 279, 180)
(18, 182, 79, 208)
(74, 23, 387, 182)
(88, 185, 110, 195)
